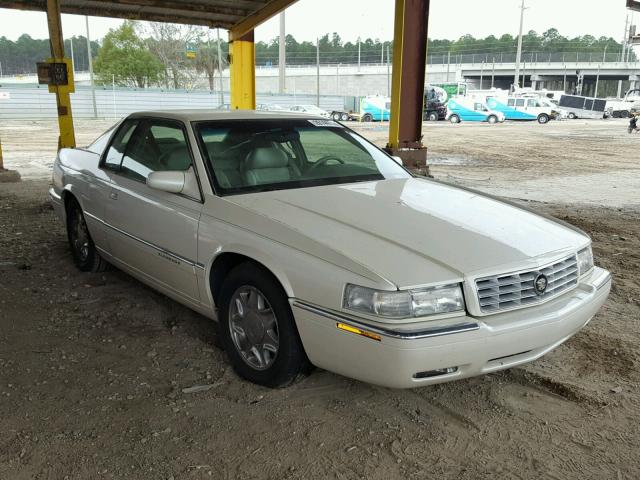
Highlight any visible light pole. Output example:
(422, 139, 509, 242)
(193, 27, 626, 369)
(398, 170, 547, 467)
(513, 0, 528, 91)
(216, 28, 224, 105)
(278, 12, 285, 94)
(86, 16, 97, 118)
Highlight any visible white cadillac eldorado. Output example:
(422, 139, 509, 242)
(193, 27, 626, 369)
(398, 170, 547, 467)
(50, 110, 611, 388)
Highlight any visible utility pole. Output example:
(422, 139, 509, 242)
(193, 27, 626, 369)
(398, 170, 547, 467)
(386, 44, 390, 96)
(381, 42, 384, 65)
(513, 0, 527, 91)
(622, 14, 630, 62)
(316, 37, 320, 107)
(595, 44, 607, 98)
(357, 37, 361, 71)
(491, 57, 495, 88)
(446, 51, 451, 82)
(216, 28, 224, 105)
(480, 61, 484, 89)
(278, 12, 285, 94)
(85, 16, 97, 119)
(69, 37, 75, 73)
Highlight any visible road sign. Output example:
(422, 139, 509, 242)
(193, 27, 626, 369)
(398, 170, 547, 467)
(186, 43, 197, 59)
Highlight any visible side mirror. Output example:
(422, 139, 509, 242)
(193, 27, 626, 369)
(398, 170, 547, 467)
(147, 167, 200, 199)
(392, 156, 404, 166)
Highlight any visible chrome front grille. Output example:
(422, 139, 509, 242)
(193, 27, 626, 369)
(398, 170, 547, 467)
(475, 255, 579, 314)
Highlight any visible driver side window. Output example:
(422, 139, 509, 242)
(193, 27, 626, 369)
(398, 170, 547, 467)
(120, 120, 192, 182)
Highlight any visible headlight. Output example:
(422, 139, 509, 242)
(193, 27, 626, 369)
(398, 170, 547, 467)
(577, 246, 594, 276)
(343, 283, 465, 319)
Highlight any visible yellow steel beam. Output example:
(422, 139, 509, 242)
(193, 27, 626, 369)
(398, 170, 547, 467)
(388, 0, 406, 150)
(229, 31, 256, 110)
(229, 0, 298, 40)
(46, 0, 76, 149)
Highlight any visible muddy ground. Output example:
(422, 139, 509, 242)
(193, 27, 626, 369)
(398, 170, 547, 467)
(1, 119, 639, 479)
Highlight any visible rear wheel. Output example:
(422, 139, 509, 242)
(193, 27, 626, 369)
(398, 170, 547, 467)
(487, 115, 498, 124)
(427, 112, 439, 122)
(449, 114, 461, 124)
(340, 113, 349, 121)
(568, 112, 577, 119)
(218, 262, 310, 388)
(332, 112, 341, 121)
(362, 113, 373, 122)
(537, 113, 549, 124)
(66, 199, 108, 272)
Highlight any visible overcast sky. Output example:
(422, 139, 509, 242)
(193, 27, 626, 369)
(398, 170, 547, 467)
(0, 0, 634, 43)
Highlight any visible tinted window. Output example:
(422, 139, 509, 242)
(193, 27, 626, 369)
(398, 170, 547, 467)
(507, 99, 515, 106)
(103, 120, 138, 170)
(120, 120, 192, 182)
(195, 119, 410, 195)
(515, 99, 526, 107)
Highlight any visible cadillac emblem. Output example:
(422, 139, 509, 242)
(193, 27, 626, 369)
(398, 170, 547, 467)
(533, 273, 548, 295)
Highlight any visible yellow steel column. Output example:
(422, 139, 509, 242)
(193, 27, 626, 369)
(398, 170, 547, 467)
(229, 31, 256, 110)
(388, 0, 406, 150)
(386, 0, 430, 172)
(46, 0, 76, 149)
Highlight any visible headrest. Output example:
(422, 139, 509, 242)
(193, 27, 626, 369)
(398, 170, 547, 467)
(244, 147, 289, 170)
(163, 144, 191, 170)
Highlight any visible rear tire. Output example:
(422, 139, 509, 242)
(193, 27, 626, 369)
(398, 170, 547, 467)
(428, 112, 439, 122)
(332, 112, 341, 121)
(487, 115, 498, 124)
(340, 113, 349, 121)
(218, 262, 310, 388)
(362, 113, 373, 122)
(66, 199, 108, 272)
(568, 112, 577, 119)
(449, 114, 461, 124)
(537, 113, 549, 124)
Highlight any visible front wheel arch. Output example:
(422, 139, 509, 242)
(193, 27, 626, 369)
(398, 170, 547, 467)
(209, 252, 292, 309)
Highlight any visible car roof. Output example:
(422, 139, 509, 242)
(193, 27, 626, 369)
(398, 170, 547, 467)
(127, 109, 322, 122)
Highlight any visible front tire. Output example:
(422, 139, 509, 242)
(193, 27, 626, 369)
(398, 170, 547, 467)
(449, 114, 461, 124)
(568, 112, 577, 119)
(362, 113, 373, 122)
(487, 115, 498, 124)
(218, 262, 310, 388)
(537, 113, 549, 124)
(66, 199, 108, 272)
(428, 112, 439, 122)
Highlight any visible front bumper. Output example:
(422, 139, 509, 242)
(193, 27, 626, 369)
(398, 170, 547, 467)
(49, 187, 65, 223)
(292, 267, 611, 388)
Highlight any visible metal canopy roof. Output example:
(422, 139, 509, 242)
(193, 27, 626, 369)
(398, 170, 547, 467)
(0, 0, 297, 37)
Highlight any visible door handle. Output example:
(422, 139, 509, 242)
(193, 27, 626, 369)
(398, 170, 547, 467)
(109, 192, 118, 200)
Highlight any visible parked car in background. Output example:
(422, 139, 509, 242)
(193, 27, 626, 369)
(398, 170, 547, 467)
(256, 104, 289, 112)
(49, 110, 610, 389)
(289, 104, 330, 118)
(446, 98, 505, 124)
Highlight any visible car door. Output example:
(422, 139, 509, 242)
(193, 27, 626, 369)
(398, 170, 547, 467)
(102, 118, 203, 303)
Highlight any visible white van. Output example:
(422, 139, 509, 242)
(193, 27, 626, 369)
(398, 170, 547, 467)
(486, 96, 557, 123)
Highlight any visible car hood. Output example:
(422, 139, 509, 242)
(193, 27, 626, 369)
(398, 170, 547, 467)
(225, 178, 589, 289)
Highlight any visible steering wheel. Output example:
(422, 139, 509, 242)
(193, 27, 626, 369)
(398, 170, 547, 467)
(307, 155, 345, 172)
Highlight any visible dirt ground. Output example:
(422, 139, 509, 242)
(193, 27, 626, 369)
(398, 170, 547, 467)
(1, 119, 640, 479)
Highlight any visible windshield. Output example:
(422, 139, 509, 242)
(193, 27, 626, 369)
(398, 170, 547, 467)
(194, 119, 410, 195)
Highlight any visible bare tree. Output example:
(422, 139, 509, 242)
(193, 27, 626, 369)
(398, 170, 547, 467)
(144, 22, 203, 90)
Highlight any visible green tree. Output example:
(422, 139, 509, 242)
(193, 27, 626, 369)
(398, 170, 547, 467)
(93, 21, 163, 88)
